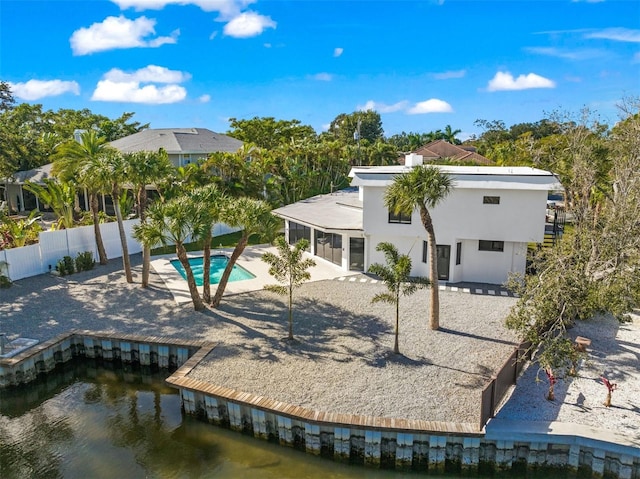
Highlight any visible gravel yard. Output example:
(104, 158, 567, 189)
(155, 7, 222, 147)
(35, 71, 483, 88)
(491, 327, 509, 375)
(1, 251, 637, 442)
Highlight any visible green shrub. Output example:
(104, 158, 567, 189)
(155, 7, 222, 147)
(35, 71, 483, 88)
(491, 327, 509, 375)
(75, 251, 95, 272)
(0, 274, 11, 288)
(56, 255, 75, 276)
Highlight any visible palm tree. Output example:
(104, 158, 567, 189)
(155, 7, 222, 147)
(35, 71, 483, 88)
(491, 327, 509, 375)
(368, 242, 430, 354)
(188, 184, 227, 303)
(125, 149, 174, 287)
(86, 152, 133, 283)
(23, 179, 76, 229)
(442, 125, 462, 145)
(133, 197, 205, 311)
(262, 236, 316, 340)
(52, 130, 113, 264)
(384, 165, 453, 330)
(210, 198, 279, 307)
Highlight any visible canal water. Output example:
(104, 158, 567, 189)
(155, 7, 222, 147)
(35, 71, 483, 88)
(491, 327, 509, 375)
(0, 361, 430, 479)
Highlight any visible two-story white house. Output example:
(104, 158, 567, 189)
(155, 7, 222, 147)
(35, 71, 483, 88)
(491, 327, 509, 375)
(273, 154, 561, 285)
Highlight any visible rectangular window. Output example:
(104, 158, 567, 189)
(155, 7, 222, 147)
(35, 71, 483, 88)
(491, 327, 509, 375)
(456, 242, 462, 265)
(288, 221, 311, 247)
(479, 240, 504, 252)
(388, 208, 411, 224)
(483, 196, 500, 204)
(422, 241, 428, 263)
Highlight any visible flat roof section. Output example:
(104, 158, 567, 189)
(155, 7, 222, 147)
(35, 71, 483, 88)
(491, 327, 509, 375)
(272, 188, 363, 232)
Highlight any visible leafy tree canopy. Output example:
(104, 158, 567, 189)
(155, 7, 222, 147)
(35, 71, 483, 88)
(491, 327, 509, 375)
(0, 81, 15, 112)
(325, 110, 384, 144)
(227, 116, 316, 150)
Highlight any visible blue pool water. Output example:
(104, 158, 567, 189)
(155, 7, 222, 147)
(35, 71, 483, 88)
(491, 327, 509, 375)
(170, 255, 255, 286)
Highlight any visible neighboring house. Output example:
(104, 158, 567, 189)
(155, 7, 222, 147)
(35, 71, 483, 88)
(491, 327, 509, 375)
(273, 154, 561, 285)
(2, 127, 243, 213)
(2, 163, 54, 213)
(109, 128, 243, 167)
(403, 140, 493, 166)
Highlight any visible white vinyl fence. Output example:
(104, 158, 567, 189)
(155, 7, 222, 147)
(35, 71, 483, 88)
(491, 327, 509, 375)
(1, 220, 238, 281)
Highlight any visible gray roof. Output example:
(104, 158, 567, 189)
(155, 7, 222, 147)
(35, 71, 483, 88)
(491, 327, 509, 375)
(272, 188, 363, 232)
(109, 128, 243, 154)
(7, 163, 54, 184)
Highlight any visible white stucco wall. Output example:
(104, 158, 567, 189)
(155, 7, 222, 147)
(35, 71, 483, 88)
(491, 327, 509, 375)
(361, 184, 545, 284)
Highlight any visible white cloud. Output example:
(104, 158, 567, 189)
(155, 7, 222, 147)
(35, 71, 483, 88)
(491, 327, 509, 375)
(198, 94, 211, 103)
(92, 80, 186, 103)
(311, 72, 333, 81)
(585, 28, 640, 43)
(9, 79, 80, 100)
(487, 71, 556, 91)
(104, 65, 191, 83)
(526, 46, 604, 60)
(91, 65, 189, 104)
(223, 11, 276, 38)
(70, 15, 178, 55)
(333, 47, 343, 57)
(407, 99, 453, 114)
(357, 100, 408, 113)
(112, 0, 255, 19)
(432, 69, 466, 80)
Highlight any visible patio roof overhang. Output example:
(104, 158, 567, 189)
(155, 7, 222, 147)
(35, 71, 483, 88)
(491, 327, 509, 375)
(272, 188, 363, 232)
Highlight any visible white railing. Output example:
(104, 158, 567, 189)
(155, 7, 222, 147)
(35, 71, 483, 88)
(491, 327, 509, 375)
(1, 220, 238, 281)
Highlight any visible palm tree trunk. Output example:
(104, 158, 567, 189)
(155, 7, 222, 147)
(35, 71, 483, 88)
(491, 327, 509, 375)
(421, 206, 440, 330)
(138, 186, 150, 288)
(394, 300, 400, 354)
(202, 229, 212, 303)
(90, 193, 108, 265)
(113, 188, 133, 283)
(176, 243, 204, 311)
(211, 234, 248, 307)
(288, 286, 293, 340)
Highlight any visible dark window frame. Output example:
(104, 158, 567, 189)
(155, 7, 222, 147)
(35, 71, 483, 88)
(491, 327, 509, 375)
(483, 196, 500, 205)
(422, 240, 428, 263)
(456, 242, 462, 265)
(479, 240, 504, 252)
(388, 208, 412, 224)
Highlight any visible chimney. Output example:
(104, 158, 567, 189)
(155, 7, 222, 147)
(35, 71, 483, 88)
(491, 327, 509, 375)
(404, 153, 423, 166)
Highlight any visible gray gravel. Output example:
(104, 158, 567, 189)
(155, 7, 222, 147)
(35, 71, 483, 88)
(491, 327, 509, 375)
(1, 253, 637, 439)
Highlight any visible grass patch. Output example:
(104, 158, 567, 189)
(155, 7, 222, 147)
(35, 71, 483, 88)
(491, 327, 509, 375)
(150, 231, 266, 255)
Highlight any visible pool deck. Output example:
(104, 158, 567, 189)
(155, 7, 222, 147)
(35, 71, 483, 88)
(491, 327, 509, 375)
(151, 245, 361, 305)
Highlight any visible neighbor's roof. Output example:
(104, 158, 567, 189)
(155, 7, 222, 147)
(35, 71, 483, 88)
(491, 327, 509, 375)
(402, 140, 494, 166)
(272, 188, 362, 231)
(7, 163, 54, 184)
(109, 128, 243, 154)
(349, 165, 563, 191)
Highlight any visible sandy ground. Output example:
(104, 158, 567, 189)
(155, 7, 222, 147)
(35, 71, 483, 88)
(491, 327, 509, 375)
(1, 249, 637, 441)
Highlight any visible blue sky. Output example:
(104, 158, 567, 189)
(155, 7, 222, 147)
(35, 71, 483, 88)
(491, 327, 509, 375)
(2, 0, 639, 139)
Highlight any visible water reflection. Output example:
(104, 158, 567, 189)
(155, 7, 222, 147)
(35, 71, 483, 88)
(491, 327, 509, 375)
(0, 361, 423, 479)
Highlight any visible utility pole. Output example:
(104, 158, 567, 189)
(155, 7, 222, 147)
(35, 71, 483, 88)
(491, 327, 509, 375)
(353, 118, 362, 166)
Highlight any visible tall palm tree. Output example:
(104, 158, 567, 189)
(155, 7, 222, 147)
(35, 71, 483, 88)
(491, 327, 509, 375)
(188, 184, 227, 303)
(368, 242, 430, 353)
(442, 125, 462, 145)
(210, 198, 279, 307)
(125, 149, 174, 287)
(86, 152, 133, 283)
(384, 165, 453, 330)
(52, 130, 113, 264)
(262, 236, 316, 340)
(133, 197, 205, 311)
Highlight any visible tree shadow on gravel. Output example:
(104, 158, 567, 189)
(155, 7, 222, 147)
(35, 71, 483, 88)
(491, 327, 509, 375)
(212, 295, 391, 363)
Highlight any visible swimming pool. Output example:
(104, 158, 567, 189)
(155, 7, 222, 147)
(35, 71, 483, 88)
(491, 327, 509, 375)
(170, 255, 255, 286)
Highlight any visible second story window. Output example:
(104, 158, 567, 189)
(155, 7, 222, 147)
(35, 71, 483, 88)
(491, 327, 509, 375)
(388, 208, 411, 224)
(483, 196, 500, 204)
